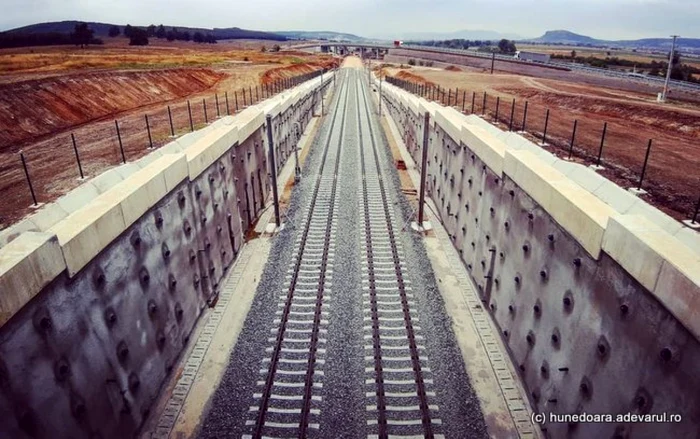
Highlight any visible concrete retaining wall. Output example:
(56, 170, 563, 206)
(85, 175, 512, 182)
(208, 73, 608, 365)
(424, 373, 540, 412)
(0, 74, 333, 438)
(379, 77, 700, 438)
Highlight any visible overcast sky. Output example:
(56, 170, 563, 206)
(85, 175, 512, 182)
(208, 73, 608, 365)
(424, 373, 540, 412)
(2, 0, 698, 40)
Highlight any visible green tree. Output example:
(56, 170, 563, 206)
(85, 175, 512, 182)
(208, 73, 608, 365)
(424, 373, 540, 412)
(129, 28, 149, 46)
(71, 23, 94, 48)
(571, 50, 577, 58)
(497, 39, 516, 54)
(156, 25, 166, 39)
(193, 32, 204, 43)
(108, 25, 120, 37)
(271, 44, 281, 52)
(147, 24, 156, 37)
(124, 24, 133, 38)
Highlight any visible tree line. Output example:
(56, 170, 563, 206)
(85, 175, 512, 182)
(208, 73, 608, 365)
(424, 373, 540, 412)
(409, 38, 518, 54)
(108, 24, 217, 46)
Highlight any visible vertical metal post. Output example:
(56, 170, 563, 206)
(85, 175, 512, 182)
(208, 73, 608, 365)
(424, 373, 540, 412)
(266, 115, 280, 227)
(482, 92, 487, 115)
(542, 109, 550, 145)
(225, 91, 230, 115)
(203, 99, 208, 123)
(462, 91, 466, 112)
(596, 122, 607, 167)
(455, 88, 459, 108)
(491, 52, 495, 74)
(20, 151, 37, 206)
(637, 139, 653, 190)
(256, 86, 259, 102)
(495, 97, 500, 122)
(145, 114, 153, 148)
(471, 92, 476, 114)
(167, 105, 175, 136)
(250, 86, 253, 104)
(447, 89, 452, 107)
(71, 133, 84, 179)
(691, 195, 700, 224)
(509, 99, 515, 131)
(418, 112, 430, 226)
(235, 91, 239, 111)
(661, 35, 679, 102)
(568, 120, 578, 159)
(187, 100, 194, 132)
(379, 74, 382, 116)
(215, 94, 220, 117)
(243, 89, 247, 107)
(521, 101, 529, 132)
(115, 120, 126, 163)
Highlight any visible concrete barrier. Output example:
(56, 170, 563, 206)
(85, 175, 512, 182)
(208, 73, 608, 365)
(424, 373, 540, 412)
(379, 76, 700, 438)
(0, 73, 333, 438)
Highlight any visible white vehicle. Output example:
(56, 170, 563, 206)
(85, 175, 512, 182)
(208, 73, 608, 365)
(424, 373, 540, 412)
(513, 51, 550, 63)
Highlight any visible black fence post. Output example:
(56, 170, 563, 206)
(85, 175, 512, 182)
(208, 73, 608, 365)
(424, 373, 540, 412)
(447, 89, 451, 106)
(455, 88, 459, 107)
(568, 120, 578, 159)
(203, 99, 208, 124)
(20, 151, 38, 206)
(542, 109, 550, 145)
(691, 195, 700, 225)
(256, 86, 259, 102)
(249, 86, 253, 103)
(637, 139, 653, 191)
(491, 52, 495, 74)
(167, 106, 175, 137)
(243, 88, 247, 107)
(145, 114, 154, 148)
(471, 92, 476, 114)
(70, 133, 85, 179)
(187, 101, 194, 132)
(596, 122, 607, 167)
(235, 91, 239, 111)
(225, 92, 230, 115)
(521, 101, 529, 132)
(462, 91, 466, 112)
(482, 92, 487, 116)
(215, 94, 220, 117)
(509, 99, 515, 131)
(495, 97, 500, 122)
(115, 120, 126, 163)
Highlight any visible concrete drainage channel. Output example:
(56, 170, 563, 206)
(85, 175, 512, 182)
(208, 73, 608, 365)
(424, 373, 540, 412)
(0, 71, 334, 438)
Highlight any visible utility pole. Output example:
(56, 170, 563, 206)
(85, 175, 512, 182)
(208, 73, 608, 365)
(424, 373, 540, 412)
(661, 35, 679, 102)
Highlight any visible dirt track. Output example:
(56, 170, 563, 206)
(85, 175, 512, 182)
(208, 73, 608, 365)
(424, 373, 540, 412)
(383, 65, 700, 222)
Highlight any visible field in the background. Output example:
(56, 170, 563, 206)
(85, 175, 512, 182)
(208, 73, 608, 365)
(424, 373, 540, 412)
(380, 63, 700, 222)
(0, 37, 337, 228)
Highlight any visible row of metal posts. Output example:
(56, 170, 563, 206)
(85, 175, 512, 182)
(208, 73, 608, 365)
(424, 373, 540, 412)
(381, 75, 700, 227)
(17, 70, 324, 208)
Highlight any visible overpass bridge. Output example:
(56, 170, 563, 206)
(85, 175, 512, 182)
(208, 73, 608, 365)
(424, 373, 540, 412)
(0, 58, 698, 439)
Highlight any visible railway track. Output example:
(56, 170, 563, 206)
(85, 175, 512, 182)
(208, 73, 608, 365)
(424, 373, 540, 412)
(355, 74, 444, 438)
(243, 71, 351, 439)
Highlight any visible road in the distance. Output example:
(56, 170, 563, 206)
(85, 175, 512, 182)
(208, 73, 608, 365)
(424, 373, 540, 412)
(198, 58, 489, 439)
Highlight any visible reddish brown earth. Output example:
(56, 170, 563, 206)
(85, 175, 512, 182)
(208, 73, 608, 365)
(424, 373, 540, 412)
(383, 66, 700, 222)
(0, 68, 225, 151)
(0, 40, 336, 229)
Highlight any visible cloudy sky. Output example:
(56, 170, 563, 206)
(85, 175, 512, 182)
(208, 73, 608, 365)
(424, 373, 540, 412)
(1, 0, 698, 40)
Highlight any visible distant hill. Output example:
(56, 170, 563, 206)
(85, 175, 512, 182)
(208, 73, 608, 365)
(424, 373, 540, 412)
(2, 20, 287, 41)
(386, 29, 522, 42)
(277, 31, 367, 42)
(524, 29, 700, 51)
